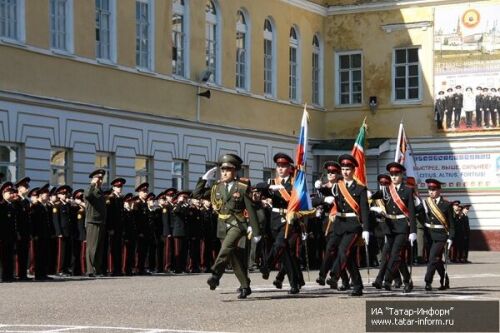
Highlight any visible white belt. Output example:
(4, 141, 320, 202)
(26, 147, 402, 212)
(385, 214, 406, 220)
(337, 212, 357, 218)
(271, 208, 287, 214)
(425, 223, 444, 229)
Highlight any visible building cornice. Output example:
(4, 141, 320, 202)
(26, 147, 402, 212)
(381, 21, 433, 33)
(327, 0, 491, 16)
(280, 0, 327, 16)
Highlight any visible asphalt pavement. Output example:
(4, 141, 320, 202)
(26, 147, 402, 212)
(1, 251, 499, 333)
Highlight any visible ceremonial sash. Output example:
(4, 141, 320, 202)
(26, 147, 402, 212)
(337, 180, 360, 216)
(274, 177, 291, 202)
(388, 184, 410, 218)
(425, 197, 449, 232)
(325, 200, 338, 236)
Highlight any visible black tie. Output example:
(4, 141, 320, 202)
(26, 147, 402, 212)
(224, 183, 230, 199)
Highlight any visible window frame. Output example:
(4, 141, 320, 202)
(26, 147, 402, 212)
(205, 0, 221, 84)
(172, 0, 189, 78)
(95, 151, 115, 189)
(392, 46, 422, 104)
(135, 0, 155, 71)
(289, 26, 301, 103)
(263, 17, 276, 98)
(312, 33, 323, 107)
(171, 159, 187, 190)
(0, 0, 25, 43)
(50, 147, 72, 186)
(0, 142, 23, 183)
(49, 0, 74, 53)
(335, 50, 363, 106)
(95, 0, 117, 63)
(135, 155, 153, 189)
(235, 9, 250, 91)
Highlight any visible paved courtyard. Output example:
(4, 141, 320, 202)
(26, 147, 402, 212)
(1, 251, 499, 333)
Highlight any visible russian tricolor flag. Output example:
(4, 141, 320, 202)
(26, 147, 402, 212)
(287, 106, 312, 219)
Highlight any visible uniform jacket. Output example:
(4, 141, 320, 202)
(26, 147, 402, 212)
(84, 184, 107, 224)
(424, 197, 454, 241)
(334, 179, 369, 234)
(371, 184, 416, 235)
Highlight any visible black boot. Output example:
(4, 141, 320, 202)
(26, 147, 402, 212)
(273, 279, 283, 289)
(316, 276, 325, 286)
(372, 281, 382, 289)
(425, 283, 432, 291)
(403, 281, 413, 293)
(338, 283, 351, 291)
(383, 282, 392, 291)
(238, 287, 252, 299)
(289, 286, 300, 294)
(326, 277, 338, 290)
(350, 288, 363, 296)
(260, 266, 270, 280)
(207, 275, 219, 290)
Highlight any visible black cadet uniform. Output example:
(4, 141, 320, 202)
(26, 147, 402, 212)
(122, 194, 137, 275)
(31, 184, 52, 280)
(423, 179, 454, 290)
(53, 185, 73, 275)
(107, 178, 126, 276)
(134, 183, 151, 275)
(70, 189, 86, 276)
(171, 192, 189, 274)
(329, 155, 370, 296)
(0, 182, 17, 282)
(15, 177, 32, 280)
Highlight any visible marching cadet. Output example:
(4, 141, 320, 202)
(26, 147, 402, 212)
(106, 178, 126, 276)
(423, 179, 454, 291)
(260, 153, 302, 294)
(405, 177, 428, 265)
(371, 163, 416, 293)
(122, 194, 137, 276)
(314, 161, 350, 291)
(329, 154, 369, 296)
(134, 183, 151, 275)
(171, 191, 190, 274)
(15, 177, 32, 281)
(159, 188, 177, 273)
(84, 169, 107, 277)
(192, 154, 261, 299)
(53, 185, 74, 276)
(71, 189, 86, 276)
(0, 182, 17, 282)
(31, 184, 52, 281)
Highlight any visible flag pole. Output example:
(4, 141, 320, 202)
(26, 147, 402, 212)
(395, 122, 404, 163)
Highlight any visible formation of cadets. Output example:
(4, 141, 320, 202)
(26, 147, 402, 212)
(435, 85, 500, 129)
(0, 153, 472, 299)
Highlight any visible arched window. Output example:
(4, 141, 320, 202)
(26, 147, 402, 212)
(205, 0, 219, 83)
(235, 10, 249, 90)
(263, 18, 276, 97)
(312, 34, 323, 106)
(289, 26, 300, 102)
(172, 0, 189, 77)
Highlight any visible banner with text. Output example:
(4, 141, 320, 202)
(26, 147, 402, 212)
(414, 152, 500, 191)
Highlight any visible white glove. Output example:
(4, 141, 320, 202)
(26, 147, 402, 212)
(246, 226, 253, 235)
(314, 180, 322, 189)
(301, 232, 308, 241)
(269, 184, 284, 191)
(370, 206, 383, 214)
(384, 235, 387, 243)
(446, 239, 453, 250)
(324, 196, 334, 204)
(252, 235, 261, 244)
(362, 231, 370, 245)
(408, 233, 417, 246)
(202, 166, 217, 180)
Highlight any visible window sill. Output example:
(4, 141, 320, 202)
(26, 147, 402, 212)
(0, 37, 26, 47)
(136, 67, 157, 75)
(392, 99, 422, 105)
(172, 74, 189, 81)
(236, 88, 251, 96)
(334, 103, 363, 109)
(51, 49, 75, 57)
(264, 94, 277, 100)
(97, 58, 118, 67)
(289, 99, 302, 105)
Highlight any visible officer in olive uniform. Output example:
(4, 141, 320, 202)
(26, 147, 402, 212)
(106, 178, 126, 276)
(423, 179, 454, 291)
(15, 177, 32, 280)
(329, 154, 370, 296)
(370, 163, 416, 293)
(192, 153, 261, 299)
(53, 185, 73, 275)
(84, 169, 107, 277)
(31, 184, 53, 281)
(0, 182, 17, 282)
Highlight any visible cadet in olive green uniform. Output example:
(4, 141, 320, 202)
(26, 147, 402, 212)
(192, 154, 261, 299)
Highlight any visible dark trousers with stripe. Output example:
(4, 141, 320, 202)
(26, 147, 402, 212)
(1, 239, 15, 281)
(383, 233, 411, 284)
(331, 231, 363, 291)
(16, 238, 30, 279)
(264, 227, 301, 289)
